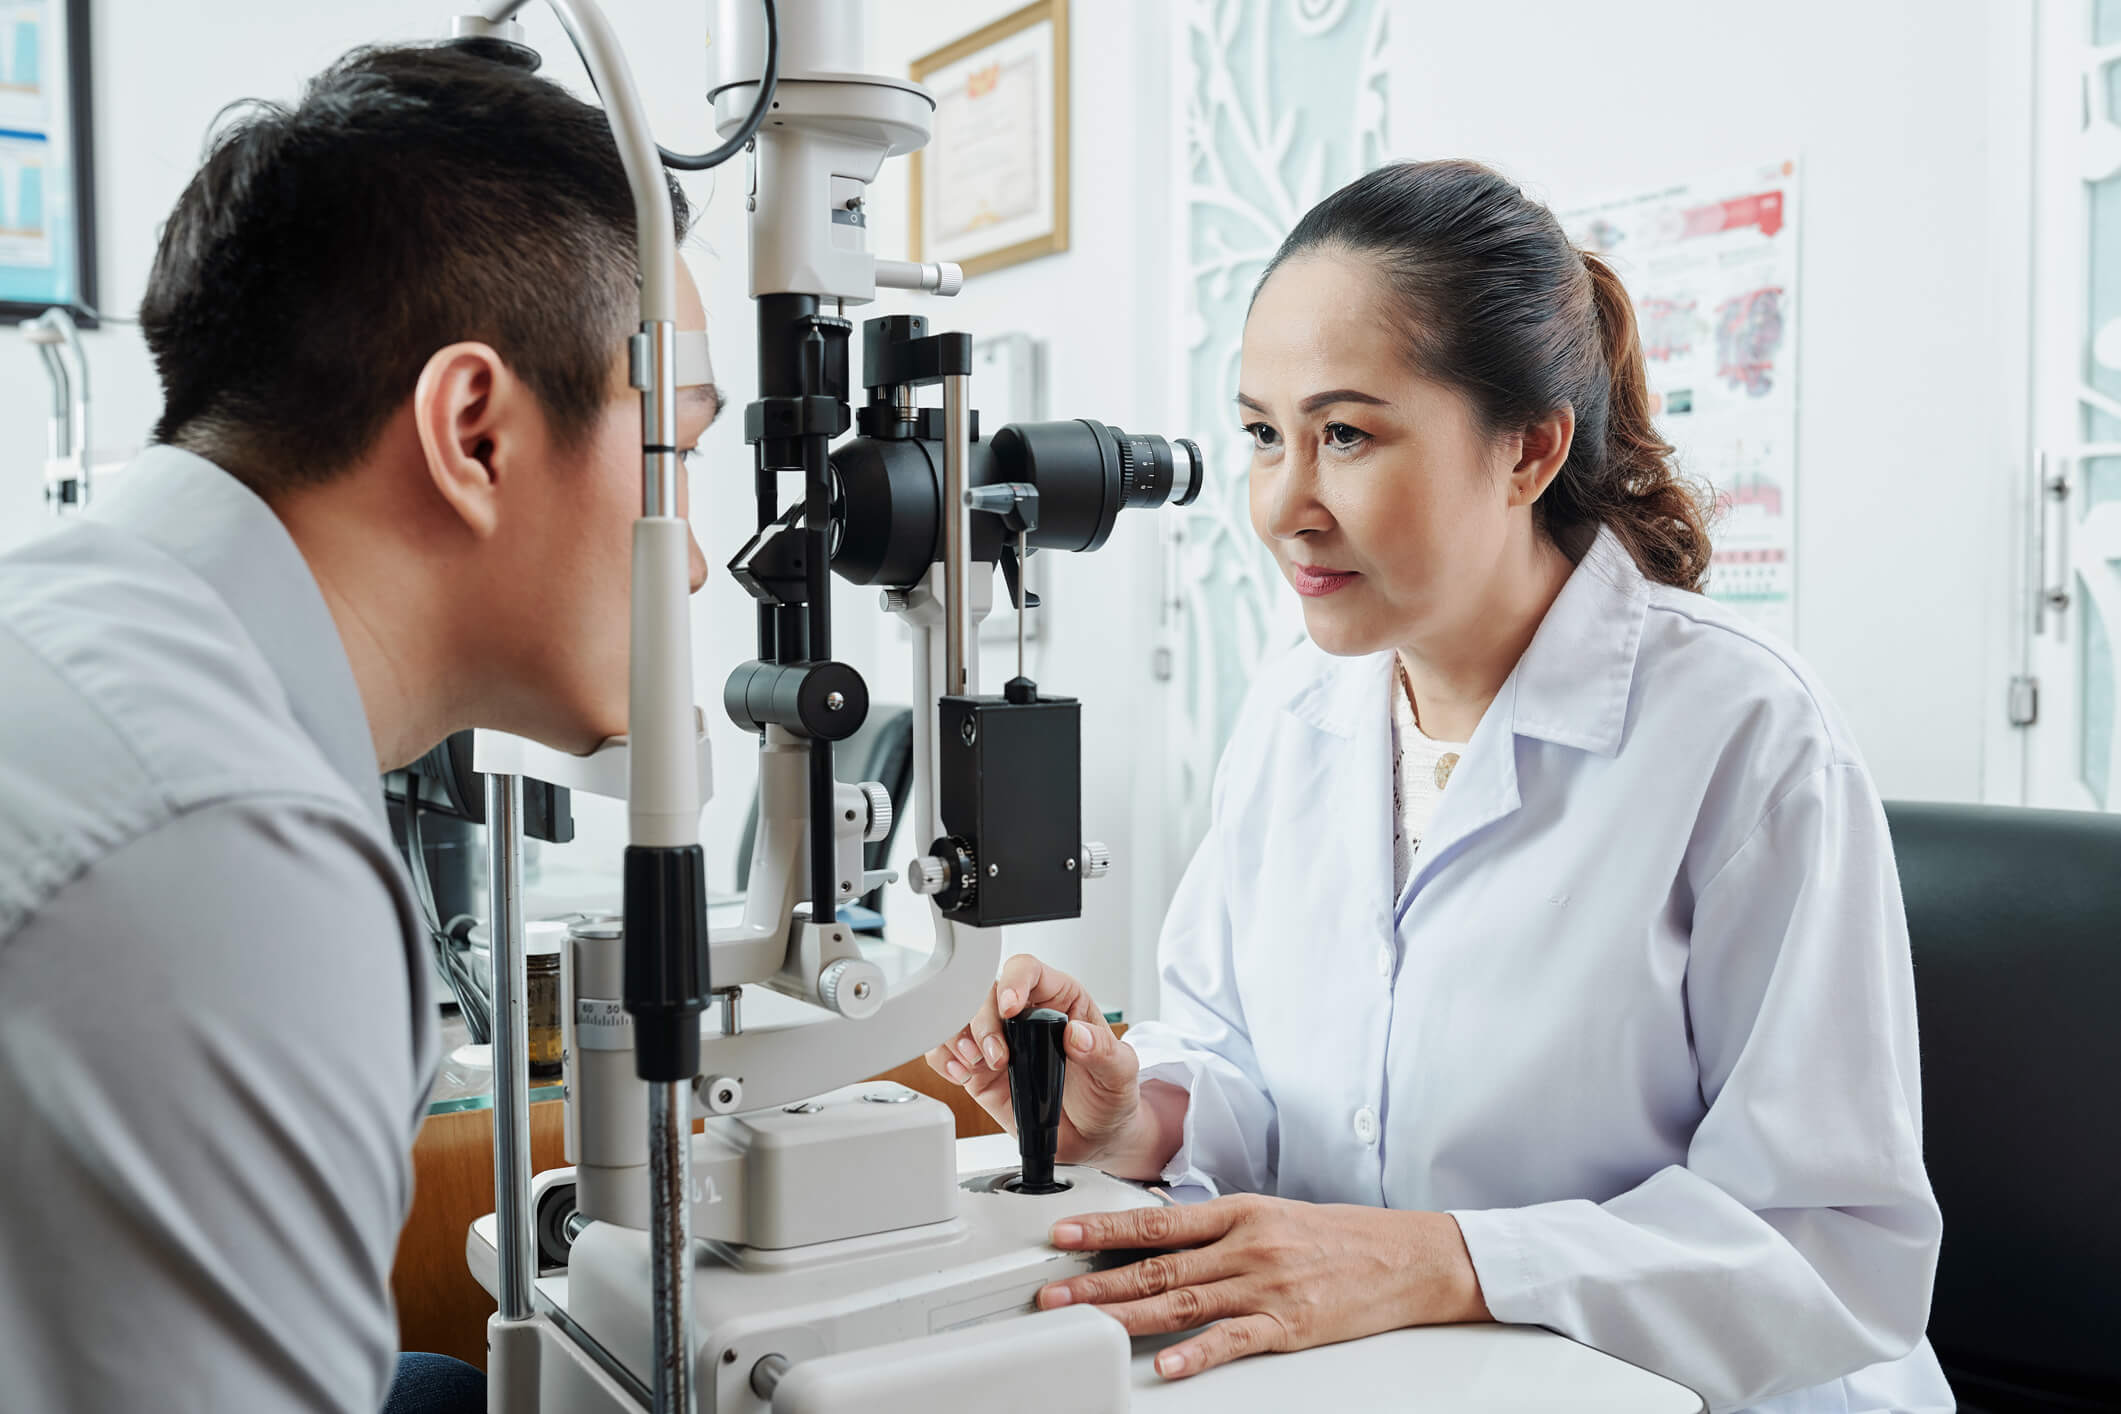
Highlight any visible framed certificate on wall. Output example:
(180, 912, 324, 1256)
(910, 0, 1069, 280)
(0, 0, 96, 324)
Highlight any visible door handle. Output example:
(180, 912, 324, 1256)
(2034, 450, 2073, 642)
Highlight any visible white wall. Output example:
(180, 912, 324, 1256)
(1385, 0, 2029, 804)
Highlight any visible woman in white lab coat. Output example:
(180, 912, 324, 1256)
(928, 160, 1951, 1414)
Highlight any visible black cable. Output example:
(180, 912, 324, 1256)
(657, 0, 777, 172)
(407, 779, 494, 1042)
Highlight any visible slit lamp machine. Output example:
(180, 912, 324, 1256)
(446, 3, 1202, 1410)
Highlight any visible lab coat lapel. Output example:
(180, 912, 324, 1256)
(1395, 672, 1523, 919)
(1390, 527, 1650, 919)
(1281, 650, 1400, 924)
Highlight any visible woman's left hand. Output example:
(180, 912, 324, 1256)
(1036, 1194, 1491, 1380)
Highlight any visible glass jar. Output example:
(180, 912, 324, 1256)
(525, 919, 567, 1079)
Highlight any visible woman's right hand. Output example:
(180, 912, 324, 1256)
(925, 953, 1151, 1168)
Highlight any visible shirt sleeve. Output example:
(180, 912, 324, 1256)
(1120, 762, 1278, 1197)
(1450, 763, 1942, 1412)
(0, 798, 427, 1414)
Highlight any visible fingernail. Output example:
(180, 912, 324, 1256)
(1050, 1221, 1082, 1246)
(1038, 1284, 1072, 1308)
(1156, 1349, 1186, 1377)
(982, 1037, 1005, 1067)
(957, 1038, 981, 1067)
(999, 987, 1019, 1013)
(943, 1059, 968, 1083)
(1066, 1020, 1092, 1052)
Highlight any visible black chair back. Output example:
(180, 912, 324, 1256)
(1885, 801, 2121, 1412)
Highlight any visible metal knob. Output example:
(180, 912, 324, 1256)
(1081, 841, 1111, 880)
(860, 781, 893, 843)
(909, 855, 949, 896)
(818, 958, 886, 1019)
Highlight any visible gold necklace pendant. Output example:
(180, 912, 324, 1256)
(1401, 660, 1460, 789)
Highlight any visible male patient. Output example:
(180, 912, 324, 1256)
(0, 44, 716, 1412)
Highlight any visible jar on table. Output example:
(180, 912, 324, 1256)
(526, 919, 568, 1079)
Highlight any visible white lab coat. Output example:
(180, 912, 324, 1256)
(1122, 527, 1952, 1414)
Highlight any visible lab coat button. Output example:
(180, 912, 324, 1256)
(1352, 1106, 1378, 1145)
(1375, 944, 1393, 977)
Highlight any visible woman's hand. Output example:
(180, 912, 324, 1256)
(1035, 1194, 1490, 1379)
(924, 953, 1178, 1177)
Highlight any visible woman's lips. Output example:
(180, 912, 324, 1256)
(1290, 564, 1359, 597)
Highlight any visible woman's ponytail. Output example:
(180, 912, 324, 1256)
(1579, 252, 1714, 591)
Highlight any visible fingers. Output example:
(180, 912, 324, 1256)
(923, 1042, 970, 1086)
(1036, 1242, 1238, 1311)
(1048, 1197, 1244, 1253)
(1152, 1314, 1288, 1379)
(1063, 1018, 1139, 1101)
(1059, 1277, 1252, 1339)
(967, 954, 1104, 1073)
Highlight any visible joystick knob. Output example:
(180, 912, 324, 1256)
(1002, 1007, 1071, 1195)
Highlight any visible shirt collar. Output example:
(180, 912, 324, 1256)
(1282, 524, 1649, 759)
(91, 446, 387, 827)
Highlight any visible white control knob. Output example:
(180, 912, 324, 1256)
(860, 781, 893, 843)
(1081, 842, 1111, 880)
(909, 855, 949, 896)
(818, 958, 886, 1019)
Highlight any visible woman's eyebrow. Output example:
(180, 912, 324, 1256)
(1298, 388, 1388, 413)
(1233, 389, 1390, 415)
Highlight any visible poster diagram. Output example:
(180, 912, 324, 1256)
(1565, 158, 1801, 641)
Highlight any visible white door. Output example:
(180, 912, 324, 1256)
(2022, 0, 2121, 811)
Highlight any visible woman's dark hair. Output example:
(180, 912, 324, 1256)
(140, 43, 693, 498)
(1254, 160, 1712, 591)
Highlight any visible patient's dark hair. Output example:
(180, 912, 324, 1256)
(140, 43, 692, 498)
(1254, 160, 1713, 591)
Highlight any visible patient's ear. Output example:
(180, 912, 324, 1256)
(413, 341, 530, 539)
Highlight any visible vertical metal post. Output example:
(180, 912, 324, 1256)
(942, 371, 972, 696)
(647, 1080, 693, 1414)
(486, 771, 534, 1322)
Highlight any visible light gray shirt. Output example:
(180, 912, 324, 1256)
(0, 446, 438, 1413)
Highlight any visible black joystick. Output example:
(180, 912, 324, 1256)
(1002, 1007, 1072, 1194)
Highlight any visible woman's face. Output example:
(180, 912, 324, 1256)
(1240, 251, 1528, 658)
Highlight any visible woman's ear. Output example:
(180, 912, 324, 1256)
(1510, 406, 1576, 508)
(413, 341, 520, 539)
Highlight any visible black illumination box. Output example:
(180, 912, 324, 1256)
(938, 693, 1083, 926)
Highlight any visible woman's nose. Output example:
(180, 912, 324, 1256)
(1264, 453, 1330, 541)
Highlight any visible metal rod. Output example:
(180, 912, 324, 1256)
(485, 771, 534, 1322)
(809, 742, 838, 921)
(1016, 529, 1028, 681)
(647, 1079, 694, 1414)
(943, 371, 972, 696)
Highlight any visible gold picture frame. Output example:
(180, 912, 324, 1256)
(909, 0, 1070, 280)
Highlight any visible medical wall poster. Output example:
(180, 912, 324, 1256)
(0, 0, 96, 322)
(1564, 157, 1802, 641)
(910, 0, 1069, 279)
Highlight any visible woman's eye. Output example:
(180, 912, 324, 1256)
(1324, 421, 1370, 450)
(1242, 421, 1281, 450)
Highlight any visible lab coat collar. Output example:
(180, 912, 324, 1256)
(1280, 524, 1649, 759)
(92, 445, 388, 830)
(1507, 525, 1650, 759)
